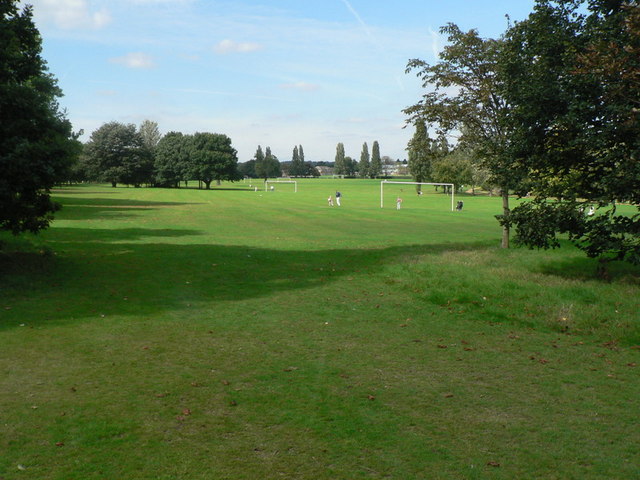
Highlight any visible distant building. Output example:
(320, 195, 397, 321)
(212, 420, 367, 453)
(316, 166, 334, 176)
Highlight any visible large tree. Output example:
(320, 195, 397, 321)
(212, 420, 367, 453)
(188, 132, 239, 189)
(297, 144, 316, 176)
(370, 141, 382, 178)
(343, 156, 358, 177)
(84, 122, 152, 187)
(334, 142, 346, 175)
(0, 1, 80, 234)
(253, 145, 265, 180)
(264, 147, 281, 179)
(431, 148, 474, 193)
(289, 145, 304, 177)
(238, 159, 257, 179)
(407, 120, 437, 190)
(139, 119, 161, 156)
(404, 23, 526, 247)
(153, 131, 190, 188)
(254, 145, 281, 181)
(501, 0, 640, 269)
(358, 142, 370, 179)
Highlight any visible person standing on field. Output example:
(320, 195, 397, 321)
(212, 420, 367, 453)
(328, 195, 333, 206)
(396, 196, 403, 210)
(335, 191, 341, 206)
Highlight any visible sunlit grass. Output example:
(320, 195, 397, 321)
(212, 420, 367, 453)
(1, 180, 638, 479)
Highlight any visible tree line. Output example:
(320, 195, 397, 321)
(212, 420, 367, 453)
(73, 120, 240, 190)
(403, 0, 639, 269)
(239, 144, 321, 180)
(76, 121, 326, 188)
(333, 141, 387, 178)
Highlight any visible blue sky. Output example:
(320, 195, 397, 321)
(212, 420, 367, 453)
(26, 0, 536, 163)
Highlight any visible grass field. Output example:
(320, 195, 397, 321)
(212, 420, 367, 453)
(1, 179, 639, 479)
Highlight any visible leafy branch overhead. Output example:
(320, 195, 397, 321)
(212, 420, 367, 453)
(501, 0, 640, 266)
(404, 23, 526, 249)
(404, 1, 639, 266)
(0, 2, 81, 234)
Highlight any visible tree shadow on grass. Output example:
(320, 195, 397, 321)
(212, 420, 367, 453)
(536, 256, 640, 284)
(53, 197, 206, 221)
(520, 239, 640, 283)
(43, 227, 205, 244)
(158, 184, 263, 192)
(52, 188, 121, 195)
(0, 229, 493, 331)
(193, 187, 259, 192)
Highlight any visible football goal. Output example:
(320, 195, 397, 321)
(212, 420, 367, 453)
(265, 180, 297, 192)
(380, 180, 455, 210)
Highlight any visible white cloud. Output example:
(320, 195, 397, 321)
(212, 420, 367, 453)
(28, 0, 111, 30)
(213, 39, 263, 54)
(109, 52, 156, 69)
(279, 82, 320, 92)
(45, 1, 428, 162)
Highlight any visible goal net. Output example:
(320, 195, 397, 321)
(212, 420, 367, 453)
(380, 181, 455, 210)
(265, 180, 298, 192)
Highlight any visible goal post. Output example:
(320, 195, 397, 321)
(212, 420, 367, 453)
(265, 180, 297, 192)
(380, 180, 455, 211)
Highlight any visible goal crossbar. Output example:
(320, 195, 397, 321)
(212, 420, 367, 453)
(265, 180, 297, 192)
(380, 181, 455, 210)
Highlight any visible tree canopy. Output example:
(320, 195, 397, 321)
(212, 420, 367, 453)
(370, 141, 382, 178)
(407, 121, 436, 187)
(288, 144, 311, 177)
(139, 119, 161, 153)
(405, 23, 528, 247)
(432, 149, 474, 193)
(254, 145, 281, 181)
(84, 121, 152, 188)
(188, 132, 239, 189)
(334, 143, 346, 175)
(405, 0, 639, 265)
(0, 0, 80, 234)
(500, 0, 640, 267)
(154, 131, 190, 187)
(358, 142, 370, 178)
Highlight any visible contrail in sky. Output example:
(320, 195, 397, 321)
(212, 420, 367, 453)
(340, 0, 405, 91)
(340, 0, 381, 49)
(429, 27, 441, 60)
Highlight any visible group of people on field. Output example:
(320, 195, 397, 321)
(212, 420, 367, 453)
(328, 191, 341, 207)
(326, 190, 466, 212)
(326, 192, 404, 210)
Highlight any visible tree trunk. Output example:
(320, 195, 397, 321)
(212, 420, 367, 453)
(596, 258, 611, 281)
(204, 180, 211, 190)
(501, 190, 510, 249)
(111, 181, 117, 188)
